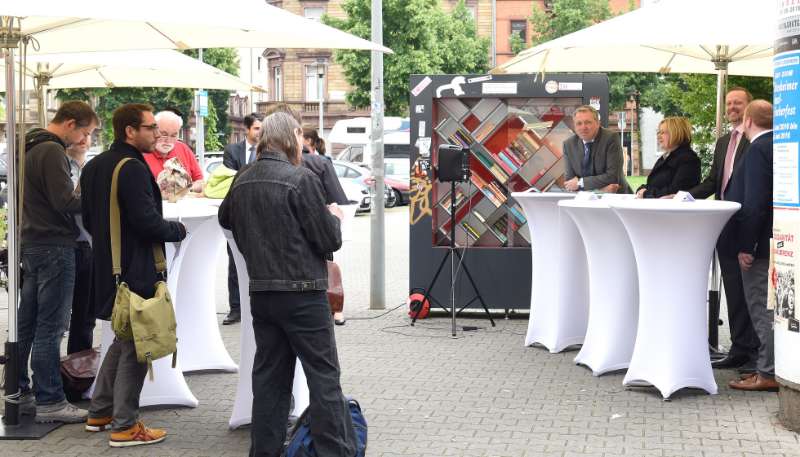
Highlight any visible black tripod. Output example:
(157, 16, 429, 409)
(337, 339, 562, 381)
(411, 180, 496, 337)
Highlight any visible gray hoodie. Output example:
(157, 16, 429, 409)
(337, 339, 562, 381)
(21, 128, 81, 247)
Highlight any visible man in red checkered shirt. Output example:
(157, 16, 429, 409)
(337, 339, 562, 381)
(143, 110, 204, 193)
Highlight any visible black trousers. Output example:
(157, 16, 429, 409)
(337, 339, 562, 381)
(249, 290, 355, 457)
(719, 254, 760, 360)
(227, 246, 240, 313)
(67, 242, 95, 354)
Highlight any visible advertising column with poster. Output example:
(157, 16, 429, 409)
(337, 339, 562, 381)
(774, 0, 800, 430)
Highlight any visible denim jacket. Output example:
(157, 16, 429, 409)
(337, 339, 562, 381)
(218, 152, 342, 292)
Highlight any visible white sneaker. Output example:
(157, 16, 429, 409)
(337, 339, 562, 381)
(18, 391, 35, 416)
(35, 401, 88, 424)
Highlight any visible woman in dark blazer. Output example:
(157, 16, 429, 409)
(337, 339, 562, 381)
(636, 116, 701, 198)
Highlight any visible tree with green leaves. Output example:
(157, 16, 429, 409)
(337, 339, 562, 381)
(324, 0, 489, 117)
(529, 0, 611, 46)
(57, 48, 239, 151)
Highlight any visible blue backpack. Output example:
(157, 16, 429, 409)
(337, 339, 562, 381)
(283, 397, 367, 457)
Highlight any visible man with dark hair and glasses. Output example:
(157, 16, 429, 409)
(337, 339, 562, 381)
(18, 100, 98, 423)
(80, 103, 186, 447)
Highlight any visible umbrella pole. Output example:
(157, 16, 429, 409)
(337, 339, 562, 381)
(708, 59, 729, 353)
(0, 19, 61, 439)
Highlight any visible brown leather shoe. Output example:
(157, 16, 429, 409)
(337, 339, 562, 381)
(739, 372, 757, 381)
(729, 374, 779, 392)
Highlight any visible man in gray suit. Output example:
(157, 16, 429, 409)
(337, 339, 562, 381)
(563, 105, 631, 193)
(220, 112, 262, 325)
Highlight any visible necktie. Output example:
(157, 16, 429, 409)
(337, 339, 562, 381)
(720, 130, 739, 199)
(581, 141, 592, 178)
(248, 145, 256, 164)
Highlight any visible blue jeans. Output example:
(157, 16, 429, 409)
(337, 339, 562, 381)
(18, 244, 76, 405)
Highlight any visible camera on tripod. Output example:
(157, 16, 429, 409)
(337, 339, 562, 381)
(437, 144, 471, 183)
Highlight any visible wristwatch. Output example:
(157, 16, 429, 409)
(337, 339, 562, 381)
(578, 178, 584, 190)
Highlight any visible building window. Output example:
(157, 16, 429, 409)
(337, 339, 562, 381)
(304, 64, 325, 102)
(304, 7, 324, 21)
(510, 20, 527, 43)
(273, 66, 283, 102)
(467, 6, 476, 20)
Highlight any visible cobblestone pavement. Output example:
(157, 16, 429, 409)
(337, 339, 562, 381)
(1, 207, 799, 456)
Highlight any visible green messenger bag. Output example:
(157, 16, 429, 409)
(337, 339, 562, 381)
(108, 158, 178, 380)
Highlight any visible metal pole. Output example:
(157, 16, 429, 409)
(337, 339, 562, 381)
(713, 53, 729, 140)
(707, 55, 729, 352)
(369, 0, 385, 310)
(318, 66, 324, 141)
(249, 48, 254, 113)
(4, 46, 20, 426)
(196, 48, 205, 168)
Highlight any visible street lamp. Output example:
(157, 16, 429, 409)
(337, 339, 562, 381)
(316, 58, 326, 141)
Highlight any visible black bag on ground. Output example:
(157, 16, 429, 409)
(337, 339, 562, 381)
(60, 347, 100, 402)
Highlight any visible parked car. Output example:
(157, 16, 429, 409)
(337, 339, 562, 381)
(339, 178, 371, 214)
(332, 159, 397, 208)
(381, 157, 410, 207)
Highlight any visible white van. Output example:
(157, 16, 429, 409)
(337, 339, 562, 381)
(328, 117, 410, 166)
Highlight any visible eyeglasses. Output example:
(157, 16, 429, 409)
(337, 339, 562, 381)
(158, 131, 179, 140)
(139, 123, 159, 131)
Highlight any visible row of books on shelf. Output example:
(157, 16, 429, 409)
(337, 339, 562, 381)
(435, 117, 475, 149)
(489, 216, 509, 244)
(469, 144, 514, 184)
(470, 173, 506, 207)
(461, 221, 481, 241)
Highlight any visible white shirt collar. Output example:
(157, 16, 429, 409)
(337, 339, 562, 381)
(749, 129, 772, 143)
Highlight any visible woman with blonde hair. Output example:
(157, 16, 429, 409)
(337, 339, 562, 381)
(636, 116, 701, 198)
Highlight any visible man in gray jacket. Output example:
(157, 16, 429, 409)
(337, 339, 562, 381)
(18, 100, 98, 423)
(563, 105, 631, 194)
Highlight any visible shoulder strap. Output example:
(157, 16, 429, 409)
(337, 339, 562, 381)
(110, 158, 167, 280)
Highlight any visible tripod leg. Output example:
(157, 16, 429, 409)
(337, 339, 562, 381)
(454, 250, 496, 327)
(412, 250, 451, 325)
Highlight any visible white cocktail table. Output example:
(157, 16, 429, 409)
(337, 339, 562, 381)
(559, 196, 639, 375)
(511, 191, 589, 353)
(163, 199, 237, 373)
(608, 199, 740, 398)
(223, 230, 309, 429)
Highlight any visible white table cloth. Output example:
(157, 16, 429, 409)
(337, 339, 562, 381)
(163, 199, 237, 373)
(224, 230, 309, 429)
(511, 192, 589, 353)
(608, 199, 740, 398)
(559, 196, 639, 376)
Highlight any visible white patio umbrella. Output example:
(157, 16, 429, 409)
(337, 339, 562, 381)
(2, 0, 390, 54)
(3, 49, 263, 92)
(2, 49, 265, 125)
(0, 1, 389, 436)
(495, 0, 775, 133)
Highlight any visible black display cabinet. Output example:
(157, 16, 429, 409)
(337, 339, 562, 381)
(408, 73, 609, 311)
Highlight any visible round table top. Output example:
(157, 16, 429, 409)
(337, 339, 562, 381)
(607, 199, 741, 214)
(163, 198, 220, 220)
(510, 191, 575, 201)
(558, 198, 612, 209)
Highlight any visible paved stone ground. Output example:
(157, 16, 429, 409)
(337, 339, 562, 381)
(1, 207, 799, 456)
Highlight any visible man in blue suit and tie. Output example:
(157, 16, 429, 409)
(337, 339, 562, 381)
(221, 112, 262, 324)
(719, 100, 776, 392)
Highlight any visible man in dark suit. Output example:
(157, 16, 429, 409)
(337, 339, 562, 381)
(689, 87, 760, 371)
(563, 105, 631, 194)
(718, 100, 776, 392)
(220, 112, 262, 325)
